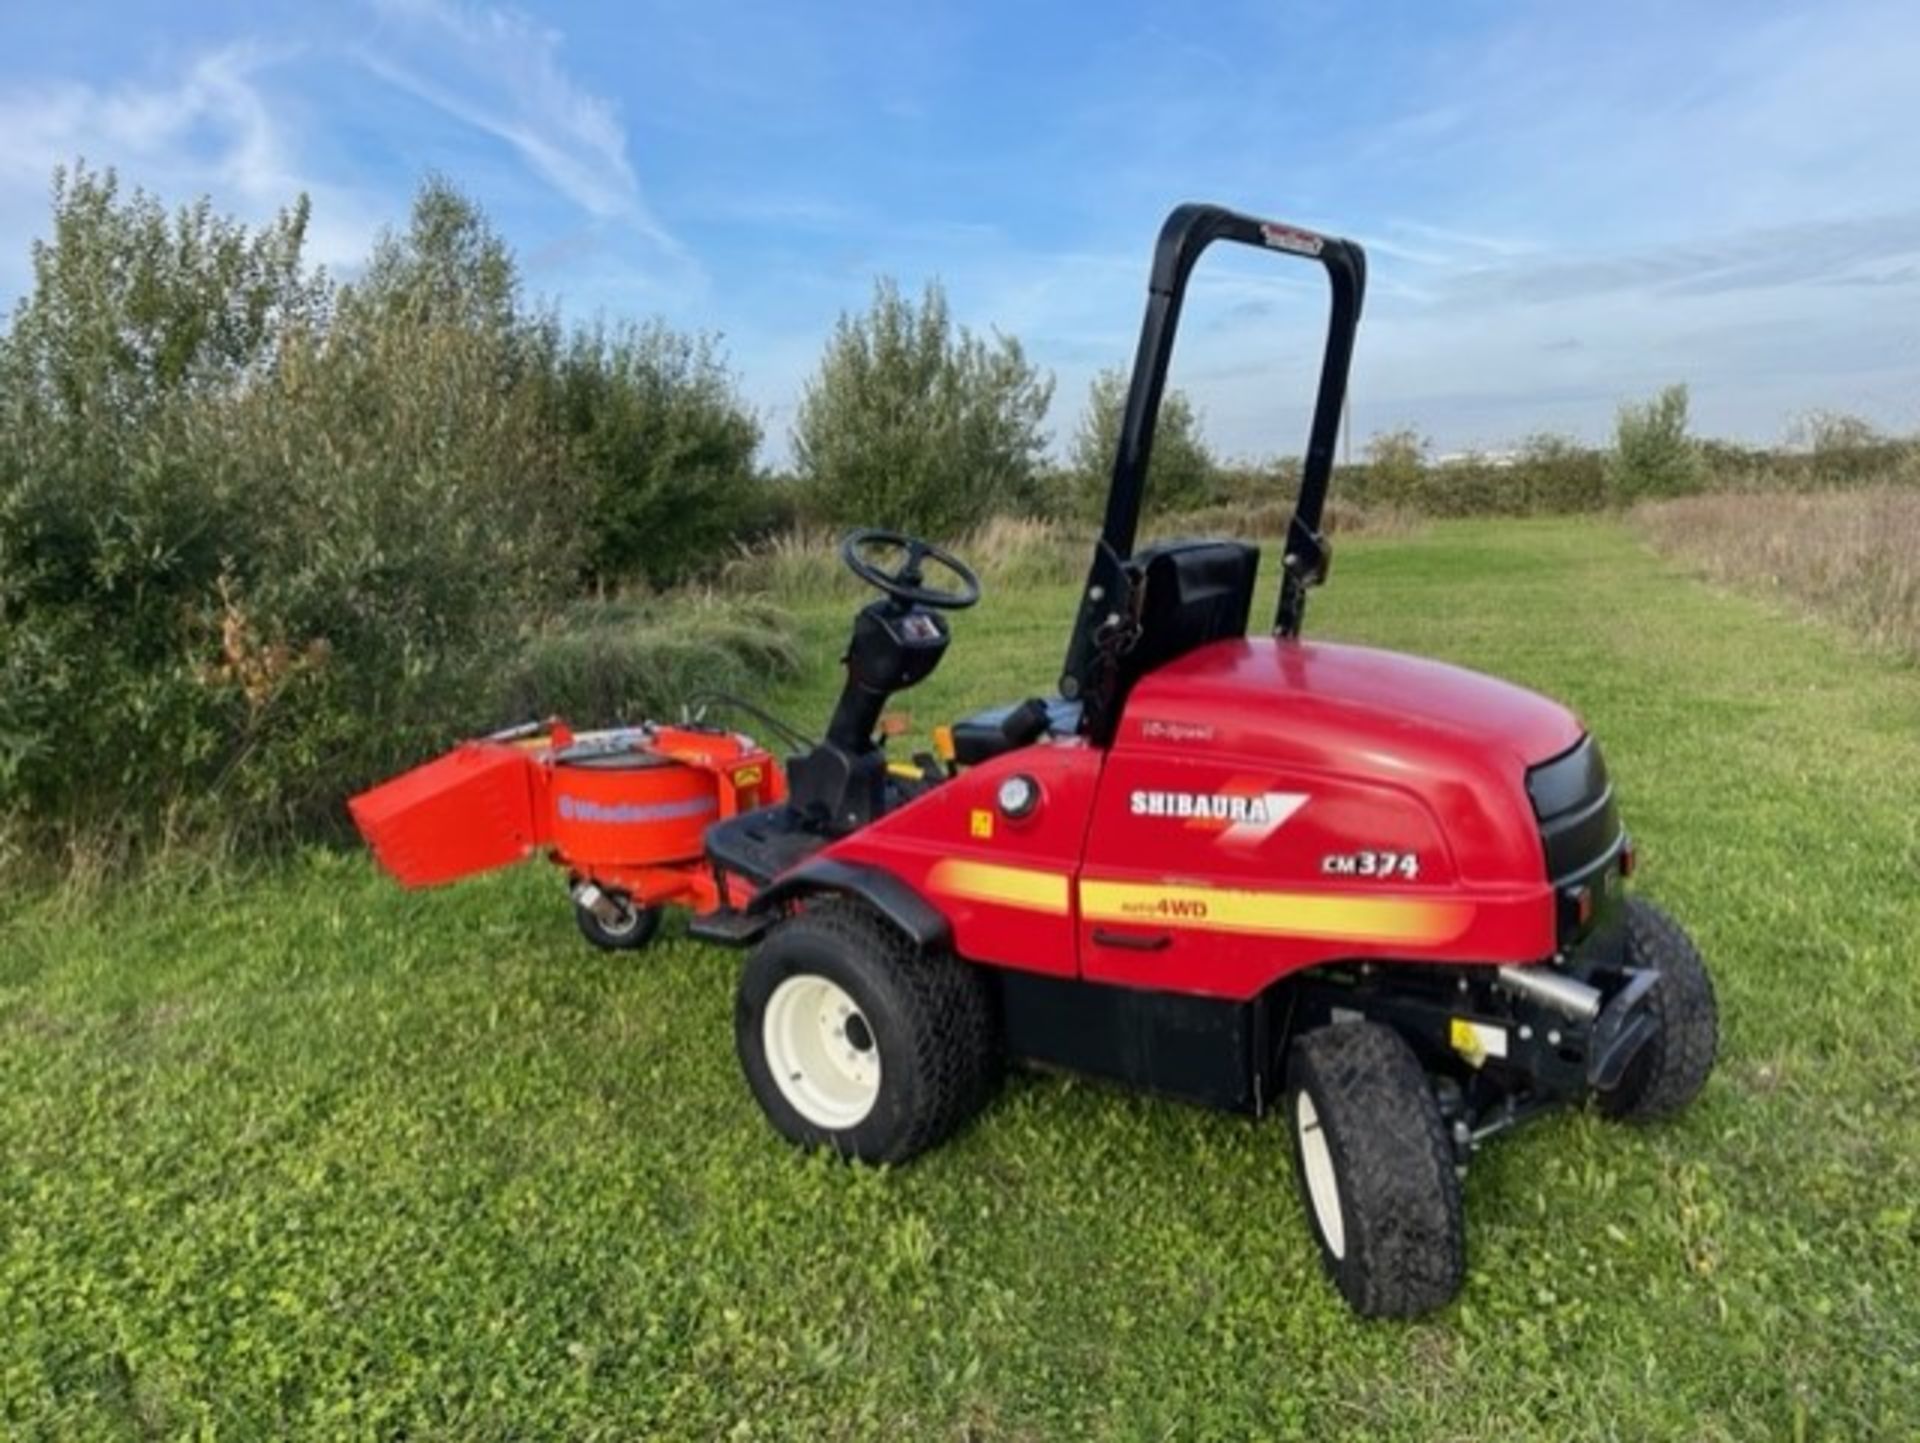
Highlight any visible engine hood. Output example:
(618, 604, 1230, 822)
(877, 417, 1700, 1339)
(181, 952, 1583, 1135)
(1121, 637, 1585, 778)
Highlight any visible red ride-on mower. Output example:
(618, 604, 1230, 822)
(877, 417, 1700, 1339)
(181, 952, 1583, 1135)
(355, 203, 1718, 1319)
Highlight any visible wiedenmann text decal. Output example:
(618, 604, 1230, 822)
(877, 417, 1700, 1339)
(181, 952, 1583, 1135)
(557, 794, 718, 825)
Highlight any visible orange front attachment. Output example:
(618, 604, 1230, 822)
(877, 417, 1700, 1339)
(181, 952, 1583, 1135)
(349, 722, 785, 913)
(349, 742, 542, 888)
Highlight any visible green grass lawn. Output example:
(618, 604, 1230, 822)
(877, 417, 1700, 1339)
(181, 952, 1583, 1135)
(4, 518, 1917, 1439)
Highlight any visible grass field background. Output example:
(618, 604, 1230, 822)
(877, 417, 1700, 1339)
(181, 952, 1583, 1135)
(4, 517, 1917, 1439)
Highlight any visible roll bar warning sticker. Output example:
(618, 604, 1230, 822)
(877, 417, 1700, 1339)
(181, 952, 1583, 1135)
(1260, 223, 1325, 257)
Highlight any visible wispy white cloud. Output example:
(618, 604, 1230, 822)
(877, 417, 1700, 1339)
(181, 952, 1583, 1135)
(0, 45, 284, 195)
(0, 44, 384, 289)
(0, 2, 691, 312)
(357, 0, 678, 254)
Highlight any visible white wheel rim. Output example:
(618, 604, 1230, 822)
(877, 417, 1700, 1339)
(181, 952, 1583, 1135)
(1295, 1090, 1347, 1260)
(762, 975, 882, 1129)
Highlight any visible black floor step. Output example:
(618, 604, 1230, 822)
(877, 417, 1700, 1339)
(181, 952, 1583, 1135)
(686, 908, 770, 947)
(705, 802, 829, 886)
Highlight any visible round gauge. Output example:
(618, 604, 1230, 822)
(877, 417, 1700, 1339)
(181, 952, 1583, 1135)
(996, 774, 1040, 819)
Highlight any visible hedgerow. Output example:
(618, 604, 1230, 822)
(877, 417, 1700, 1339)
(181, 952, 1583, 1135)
(0, 168, 771, 857)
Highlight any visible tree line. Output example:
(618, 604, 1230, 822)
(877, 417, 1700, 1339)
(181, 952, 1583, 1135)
(2, 166, 1907, 860)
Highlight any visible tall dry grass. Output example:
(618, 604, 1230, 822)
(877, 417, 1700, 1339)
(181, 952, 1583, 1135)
(498, 593, 804, 725)
(715, 501, 1421, 602)
(1640, 484, 1920, 660)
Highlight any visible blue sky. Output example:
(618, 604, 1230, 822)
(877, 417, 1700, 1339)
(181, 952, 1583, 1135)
(3, 0, 1918, 462)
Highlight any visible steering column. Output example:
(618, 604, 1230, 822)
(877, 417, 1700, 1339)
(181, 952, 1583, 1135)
(788, 530, 982, 834)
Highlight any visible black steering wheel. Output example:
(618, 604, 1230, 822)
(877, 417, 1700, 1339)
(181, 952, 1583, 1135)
(839, 528, 982, 610)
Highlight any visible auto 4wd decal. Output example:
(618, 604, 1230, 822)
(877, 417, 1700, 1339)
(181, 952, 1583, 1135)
(1127, 784, 1308, 849)
(1080, 879, 1473, 946)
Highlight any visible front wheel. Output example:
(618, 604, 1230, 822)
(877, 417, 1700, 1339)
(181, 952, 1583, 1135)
(1596, 897, 1718, 1121)
(735, 898, 997, 1163)
(1285, 1021, 1466, 1318)
(574, 889, 662, 951)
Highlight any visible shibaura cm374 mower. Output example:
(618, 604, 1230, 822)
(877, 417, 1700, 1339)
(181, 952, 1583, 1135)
(353, 202, 1718, 1318)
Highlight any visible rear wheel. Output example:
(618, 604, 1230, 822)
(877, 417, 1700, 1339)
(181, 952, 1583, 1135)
(1285, 1021, 1466, 1318)
(735, 897, 996, 1163)
(1596, 897, 1718, 1121)
(574, 890, 662, 951)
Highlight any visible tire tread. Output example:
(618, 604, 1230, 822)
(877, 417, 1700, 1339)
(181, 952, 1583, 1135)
(1599, 897, 1718, 1120)
(1289, 1021, 1466, 1318)
(739, 897, 996, 1163)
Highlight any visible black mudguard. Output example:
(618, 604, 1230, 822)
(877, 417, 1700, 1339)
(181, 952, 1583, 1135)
(747, 858, 952, 951)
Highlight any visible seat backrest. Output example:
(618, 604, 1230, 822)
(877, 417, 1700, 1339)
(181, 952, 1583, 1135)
(1090, 539, 1258, 742)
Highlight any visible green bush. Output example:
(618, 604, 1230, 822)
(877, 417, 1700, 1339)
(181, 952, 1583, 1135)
(1209, 461, 1263, 510)
(1608, 383, 1705, 502)
(555, 322, 773, 588)
(0, 164, 808, 860)
(186, 185, 583, 832)
(792, 279, 1054, 535)
(0, 165, 339, 843)
(1067, 367, 1216, 517)
(1700, 422, 1918, 494)
(1362, 428, 1427, 498)
(1506, 432, 1610, 512)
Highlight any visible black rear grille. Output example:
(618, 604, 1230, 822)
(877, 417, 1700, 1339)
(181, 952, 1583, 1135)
(1526, 735, 1624, 886)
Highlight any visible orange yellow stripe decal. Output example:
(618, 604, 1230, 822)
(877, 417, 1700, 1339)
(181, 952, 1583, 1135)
(1078, 879, 1473, 946)
(927, 859, 1071, 915)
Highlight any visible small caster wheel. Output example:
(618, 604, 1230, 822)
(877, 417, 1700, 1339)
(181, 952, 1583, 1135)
(573, 886, 662, 951)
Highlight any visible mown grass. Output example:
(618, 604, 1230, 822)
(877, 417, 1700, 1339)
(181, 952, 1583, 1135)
(4, 517, 1918, 1439)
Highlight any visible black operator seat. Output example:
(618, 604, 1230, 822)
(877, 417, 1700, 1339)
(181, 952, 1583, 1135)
(949, 539, 1258, 764)
(949, 696, 1083, 766)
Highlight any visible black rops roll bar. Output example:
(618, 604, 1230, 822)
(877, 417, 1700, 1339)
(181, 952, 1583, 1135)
(1058, 203, 1367, 701)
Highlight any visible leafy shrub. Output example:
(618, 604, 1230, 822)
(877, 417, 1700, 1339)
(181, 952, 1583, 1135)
(554, 322, 773, 588)
(1608, 383, 1705, 502)
(1212, 457, 1286, 509)
(1298, 430, 1611, 518)
(1701, 419, 1917, 494)
(1505, 432, 1610, 512)
(792, 279, 1054, 535)
(188, 186, 583, 831)
(1362, 428, 1428, 497)
(1067, 367, 1217, 517)
(0, 164, 805, 860)
(0, 172, 578, 850)
(0, 166, 339, 842)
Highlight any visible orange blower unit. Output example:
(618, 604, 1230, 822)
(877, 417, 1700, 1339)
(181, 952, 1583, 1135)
(349, 720, 785, 950)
